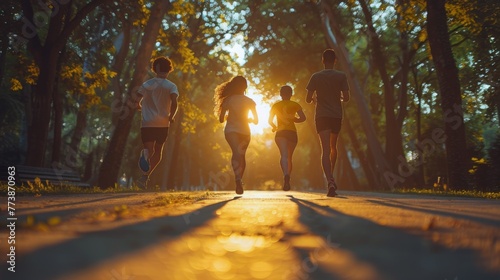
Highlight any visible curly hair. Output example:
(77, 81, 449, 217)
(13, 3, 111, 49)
(152, 56, 173, 74)
(214, 76, 247, 115)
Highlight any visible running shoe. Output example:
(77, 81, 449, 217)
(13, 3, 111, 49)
(136, 174, 149, 189)
(138, 149, 150, 173)
(235, 179, 244, 195)
(283, 174, 291, 191)
(327, 178, 338, 197)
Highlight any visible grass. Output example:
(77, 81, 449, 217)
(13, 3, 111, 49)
(393, 187, 500, 199)
(148, 192, 212, 207)
(0, 177, 145, 195)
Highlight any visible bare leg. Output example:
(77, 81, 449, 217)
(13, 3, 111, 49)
(275, 137, 290, 176)
(287, 140, 297, 175)
(330, 132, 339, 175)
(318, 130, 334, 182)
(225, 133, 250, 180)
(149, 142, 164, 174)
(276, 136, 296, 191)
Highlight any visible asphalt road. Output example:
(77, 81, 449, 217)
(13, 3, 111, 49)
(1, 190, 499, 280)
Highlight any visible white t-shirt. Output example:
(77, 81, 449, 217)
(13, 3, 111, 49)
(222, 95, 256, 135)
(138, 77, 179, 127)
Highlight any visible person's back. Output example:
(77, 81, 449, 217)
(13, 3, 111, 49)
(140, 77, 178, 127)
(308, 69, 348, 119)
(271, 100, 302, 132)
(223, 94, 255, 135)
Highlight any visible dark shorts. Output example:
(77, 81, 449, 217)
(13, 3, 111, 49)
(315, 117, 342, 134)
(141, 127, 169, 144)
(275, 130, 298, 143)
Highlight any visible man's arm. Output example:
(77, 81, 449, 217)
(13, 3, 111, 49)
(133, 86, 144, 110)
(169, 94, 178, 122)
(341, 90, 350, 102)
(306, 89, 315, 104)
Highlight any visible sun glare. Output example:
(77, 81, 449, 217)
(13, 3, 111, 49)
(246, 89, 275, 135)
(222, 38, 278, 135)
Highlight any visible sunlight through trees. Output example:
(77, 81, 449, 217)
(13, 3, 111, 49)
(1, 0, 499, 191)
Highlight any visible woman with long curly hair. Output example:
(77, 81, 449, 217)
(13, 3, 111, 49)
(214, 76, 258, 194)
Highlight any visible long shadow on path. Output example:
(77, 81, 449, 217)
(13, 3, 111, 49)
(2, 194, 145, 225)
(366, 198, 500, 227)
(289, 196, 499, 280)
(1, 198, 237, 280)
(16, 193, 139, 212)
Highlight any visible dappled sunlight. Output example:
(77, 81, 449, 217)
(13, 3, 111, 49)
(219, 233, 269, 252)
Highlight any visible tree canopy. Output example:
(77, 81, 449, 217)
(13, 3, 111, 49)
(1, 0, 499, 191)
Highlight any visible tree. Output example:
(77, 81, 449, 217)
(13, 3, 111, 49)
(20, 0, 111, 167)
(426, 0, 469, 189)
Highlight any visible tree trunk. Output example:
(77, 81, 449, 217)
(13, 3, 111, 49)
(166, 111, 184, 190)
(97, 0, 173, 188)
(51, 46, 68, 164)
(336, 137, 361, 190)
(343, 117, 377, 189)
(358, 0, 411, 180)
(0, 32, 7, 86)
(426, 0, 469, 189)
(83, 149, 94, 182)
(25, 53, 56, 166)
(412, 67, 426, 187)
(69, 108, 88, 155)
(111, 23, 132, 125)
(51, 75, 63, 164)
(22, 0, 110, 167)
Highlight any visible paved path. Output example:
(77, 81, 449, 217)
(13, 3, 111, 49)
(1, 191, 499, 280)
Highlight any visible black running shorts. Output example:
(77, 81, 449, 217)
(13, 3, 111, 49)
(315, 117, 342, 134)
(141, 127, 169, 144)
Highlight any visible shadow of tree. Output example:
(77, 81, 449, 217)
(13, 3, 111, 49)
(366, 198, 500, 227)
(288, 195, 499, 280)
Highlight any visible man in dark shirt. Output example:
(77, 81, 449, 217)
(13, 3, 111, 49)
(306, 49, 350, 197)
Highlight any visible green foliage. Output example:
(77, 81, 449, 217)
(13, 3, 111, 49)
(1, 0, 498, 191)
(393, 187, 500, 199)
(0, 179, 142, 195)
(60, 64, 116, 109)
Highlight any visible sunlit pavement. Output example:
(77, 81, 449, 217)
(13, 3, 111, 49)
(2, 190, 500, 280)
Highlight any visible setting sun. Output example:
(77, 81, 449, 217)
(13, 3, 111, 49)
(246, 89, 276, 135)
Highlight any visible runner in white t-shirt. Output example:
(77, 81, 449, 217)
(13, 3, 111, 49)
(214, 76, 258, 195)
(136, 56, 179, 189)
